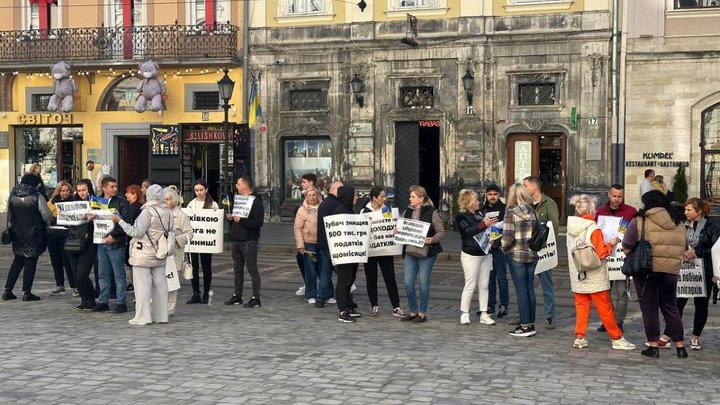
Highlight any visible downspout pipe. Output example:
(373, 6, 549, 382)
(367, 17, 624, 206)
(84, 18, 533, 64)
(610, 0, 622, 185)
(243, 0, 252, 177)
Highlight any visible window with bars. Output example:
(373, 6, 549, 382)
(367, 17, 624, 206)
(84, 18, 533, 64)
(289, 89, 324, 111)
(31, 94, 53, 112)
(400, 86, 434, 108)
(193, 91, 220, 110)
(518, 83, 556, 106)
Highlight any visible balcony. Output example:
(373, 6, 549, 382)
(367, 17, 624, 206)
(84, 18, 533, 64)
(0, 23, 240, 69)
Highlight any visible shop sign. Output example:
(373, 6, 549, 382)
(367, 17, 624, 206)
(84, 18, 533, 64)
(18, 113, 73, 125)
(419, 120, 441, 127)
(513, 141, 532, 183)
(150, 125, 180, 155)
(625, 151, 689, 168)
(184, 129, 226, 143)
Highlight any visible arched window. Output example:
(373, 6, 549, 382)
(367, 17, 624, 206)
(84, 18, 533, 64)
(99, 76, 141, 111)
(701, 102, 720, 203)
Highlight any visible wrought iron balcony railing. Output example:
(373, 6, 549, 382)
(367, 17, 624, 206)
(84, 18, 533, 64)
(0, 23, 239, 66)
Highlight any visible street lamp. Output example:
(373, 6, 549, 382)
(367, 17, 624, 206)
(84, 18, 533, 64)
(462, 69, 474, 106)
(350, 74, 364, 108)
(217, 68, 235, 206)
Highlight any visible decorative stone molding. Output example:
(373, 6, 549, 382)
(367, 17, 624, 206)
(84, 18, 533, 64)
(584, 53, 605, 88)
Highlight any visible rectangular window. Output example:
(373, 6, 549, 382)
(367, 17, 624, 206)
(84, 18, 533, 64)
(31, 94, 53, 112)
(288, 0, 325, 14)
(400, 86, 434, 108)
(518, 83, 556, 106)
(675, 0, 720, 9)
(193, 91, 220, 110)
(283, 138, 332, 199)
(289, 89, 324, 111)
(398, 0, 438, 7)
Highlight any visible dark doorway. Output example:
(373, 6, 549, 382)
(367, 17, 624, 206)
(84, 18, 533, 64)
(118, 137, 149, 192)
(394, 121, 441, 210)
(191, 144, 221, 203)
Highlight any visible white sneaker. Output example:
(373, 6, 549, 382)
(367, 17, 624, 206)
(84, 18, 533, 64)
(460, 312, 470, 325)
(612, 336, 636, 350)
(128, 319, 151, 326)
(392, 307, 406, 317)
(326, 297, 337, 304)
(350, 283, 357, 292)
(371, 306, 380, 316)
(72, 288, 80, 297)
(479, 313, 496, 325)
(573, 338, 589, 349)
(308, 298, 317, 304)
(295, 286, 305, 296)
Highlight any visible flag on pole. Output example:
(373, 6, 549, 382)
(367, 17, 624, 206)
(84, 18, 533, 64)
(248, 77, 262, 128)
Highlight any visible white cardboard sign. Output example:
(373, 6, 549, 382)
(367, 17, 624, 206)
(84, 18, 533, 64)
(367, 208, 403, 257)
(55, 201, 90, 226)
(534, 222, 558, 275)
(232, 195, 256, 218)
(182, 208, 224, 254)
(394, 218, 430, 248)
(324, 214, 370, 266)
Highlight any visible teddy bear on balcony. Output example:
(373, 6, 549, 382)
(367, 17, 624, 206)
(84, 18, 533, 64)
(47, 61, 77, 113)
(135, 60, 166, 113)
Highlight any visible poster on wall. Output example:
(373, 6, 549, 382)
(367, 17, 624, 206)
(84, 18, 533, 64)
(284, 139, 332, 199)
(150, 125, 180, 156)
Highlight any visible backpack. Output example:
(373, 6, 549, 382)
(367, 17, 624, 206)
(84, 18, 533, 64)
(571, 227, 602, 281)
(148, 207, 176, 259)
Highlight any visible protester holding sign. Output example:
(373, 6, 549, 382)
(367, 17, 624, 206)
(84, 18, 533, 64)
(566, 195, 635, 350)
(360, 187, 404, 317)
(64, 179, 97, 310)
(622, 191, 687, 358)
(659, 198, 720, 351)
(399, 186, 445, 323)
(186, 179, 218, 304)
(115, 184, 173, 325)
(502, 184, 539, 337)
(315, 181, 344, 308)
(46, 180, 77, 297)
(294, 188, 321, 304)
(333, 186, 364, 323)
(455, 189, 495, 326)
(164, 188, 193, 318)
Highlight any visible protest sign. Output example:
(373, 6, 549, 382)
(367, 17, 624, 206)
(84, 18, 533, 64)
(597, 216, 622, 244)
(394, 218, 431, 248)
(677, 259, 706, 298)
(55, 201, 90, 226)
(232, 195, 256, 218)
(711, 238, 720, 280)
(535, 222, 558, 274)
(367, 208, 403, 257)
(324, 214, 370, 266)
(93, 210, 114, 244)
(473, 229, 493, 255)
(182, 208, 224, 254)
(165, 256, 181, 292)
(605, 245, 627, 281)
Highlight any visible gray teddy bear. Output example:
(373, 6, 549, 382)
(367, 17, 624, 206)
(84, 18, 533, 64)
(47, 61, 77, 113)
(135, 60, 166, 113)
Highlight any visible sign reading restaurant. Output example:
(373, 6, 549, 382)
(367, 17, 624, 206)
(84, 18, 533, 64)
(625, 151, 689, 168)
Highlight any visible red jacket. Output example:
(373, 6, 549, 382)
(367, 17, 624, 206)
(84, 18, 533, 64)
(595, 202, 637, 223)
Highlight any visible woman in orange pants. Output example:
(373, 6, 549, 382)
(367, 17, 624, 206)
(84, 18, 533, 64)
(566, 194, 636, 350)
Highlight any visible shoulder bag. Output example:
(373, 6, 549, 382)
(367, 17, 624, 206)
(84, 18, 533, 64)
(528, 210, 550, 252)
(405, 244, 430, 259)
(621, 217, 653, 277)
(571, 227, 602, 281)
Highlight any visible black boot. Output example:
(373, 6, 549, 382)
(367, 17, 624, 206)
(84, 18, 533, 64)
(641, 347, 660, 358)
(186, 293, 202, 304)
(677, 347, 688, 358)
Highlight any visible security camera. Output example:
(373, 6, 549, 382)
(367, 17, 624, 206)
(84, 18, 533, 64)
(275, 58, 285, 65)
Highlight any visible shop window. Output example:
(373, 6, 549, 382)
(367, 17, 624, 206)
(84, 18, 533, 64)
(701, 103, 720, 205)
(100, 76, 141, 111)
(400, 86, 434, 108)
(30, 94, 53, 112)
(283, 138, 332, 199)
(14, 126, 83, 188)
(193, 91, 220, 110)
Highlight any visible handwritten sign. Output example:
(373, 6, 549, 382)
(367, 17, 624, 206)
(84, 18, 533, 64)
(535, 222, 558, 274)
(182, 208, 224, 254)
(395, 218, 431, 248)
(55, 201, 90, 226)
(324, 214, 370, 266)
(677, 259, 706, 298)
(93, 210, 115, 244)
(232, 195, 256, 218)
(367, 208, 402, 257)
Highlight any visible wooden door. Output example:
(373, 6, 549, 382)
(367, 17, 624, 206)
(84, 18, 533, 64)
(118, 136, 149, 191)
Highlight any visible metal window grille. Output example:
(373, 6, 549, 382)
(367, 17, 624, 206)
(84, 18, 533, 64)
(400, 86, 433, 108)
(31, 94, 53, 112)
(193, 91, 220, 110)
(518, 83, 556, 106)
(289, 89, 324, 110)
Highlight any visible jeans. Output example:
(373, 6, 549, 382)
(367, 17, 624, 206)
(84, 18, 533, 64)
(97, 244, 127, 305)
(537, 270, 555, 319)
(509, 258, 537, 326)
(5, 255, 39, 293)
(488, 248, 509, 310)
(317, 249, 335, 302)
(459, 252, 493, 313)
(296, 252, 305, 281)
(231, 239, 261, 298)
(303, 243, 319, 300)
(404, 255, 437, 313)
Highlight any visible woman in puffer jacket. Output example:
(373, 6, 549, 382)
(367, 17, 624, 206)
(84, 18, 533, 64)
(164, 187, 193, 317)
(566, 194, 634, 351)
(294, 187, 320, 304)
(114, 184, 173, 325)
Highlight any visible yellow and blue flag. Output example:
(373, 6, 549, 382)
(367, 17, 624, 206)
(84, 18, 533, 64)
(248, 77, 262, 128)
(91, 195, 109, 210)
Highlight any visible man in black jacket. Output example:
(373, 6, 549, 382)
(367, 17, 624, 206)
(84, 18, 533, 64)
(314, 181, 343, 308)
(90, 176, 131, 313)
(224, 175, 265, 308)
(481, 184, 509, 318)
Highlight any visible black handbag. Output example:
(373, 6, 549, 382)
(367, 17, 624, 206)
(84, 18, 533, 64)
(528, 210, 550, 252)
(64, 238, 88, 253)
(621, 217, 653, 277)
(1, 214, 11, 245)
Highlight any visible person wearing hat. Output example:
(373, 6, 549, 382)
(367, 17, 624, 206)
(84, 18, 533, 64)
(2, 174, 53, 301)
(481, 184, 509, 318)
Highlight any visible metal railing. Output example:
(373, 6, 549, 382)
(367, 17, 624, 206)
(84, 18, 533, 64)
(0, 23, 239, 65)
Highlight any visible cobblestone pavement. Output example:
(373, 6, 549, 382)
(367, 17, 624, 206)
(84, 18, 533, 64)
(1, 246, 720, 404)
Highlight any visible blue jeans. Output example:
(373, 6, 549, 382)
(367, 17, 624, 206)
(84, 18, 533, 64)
(488, 248, 509, 310)
(97, 244, 127, 305)
(537, 269, 555, 319)
(508, 258, 537, 325)
(404, 255, 437, 313)
(317, 249, 335, 302)
(303, 243, 319, 300)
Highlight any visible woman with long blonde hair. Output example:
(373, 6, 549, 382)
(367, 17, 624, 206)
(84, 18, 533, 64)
(47, 180, 77, 296)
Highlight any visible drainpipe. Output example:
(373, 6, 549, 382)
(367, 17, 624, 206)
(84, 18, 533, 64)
(243, 0, 251, 174)
(610, 0, 622, 185)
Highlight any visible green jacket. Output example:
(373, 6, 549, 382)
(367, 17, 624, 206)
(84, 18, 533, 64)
(534, 194, 559, 236)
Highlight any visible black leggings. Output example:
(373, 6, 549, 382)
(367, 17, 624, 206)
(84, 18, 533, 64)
(336, 263, 358, 313)
(67, 244, 98, 303)
(190, 253, 213, 294)
(48, 238, 75, 288)
(364, 256, 400, 308)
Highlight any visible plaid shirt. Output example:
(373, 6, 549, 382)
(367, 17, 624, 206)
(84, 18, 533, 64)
(501, 204, 538, 263)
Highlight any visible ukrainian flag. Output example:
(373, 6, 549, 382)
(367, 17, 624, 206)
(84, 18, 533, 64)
(248, 77, 262, 128)
(91, 195, 109, 210)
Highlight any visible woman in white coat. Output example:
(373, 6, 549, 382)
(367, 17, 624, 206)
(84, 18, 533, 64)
(114, 184, 174, 325)
(164, 187, 193, 317)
